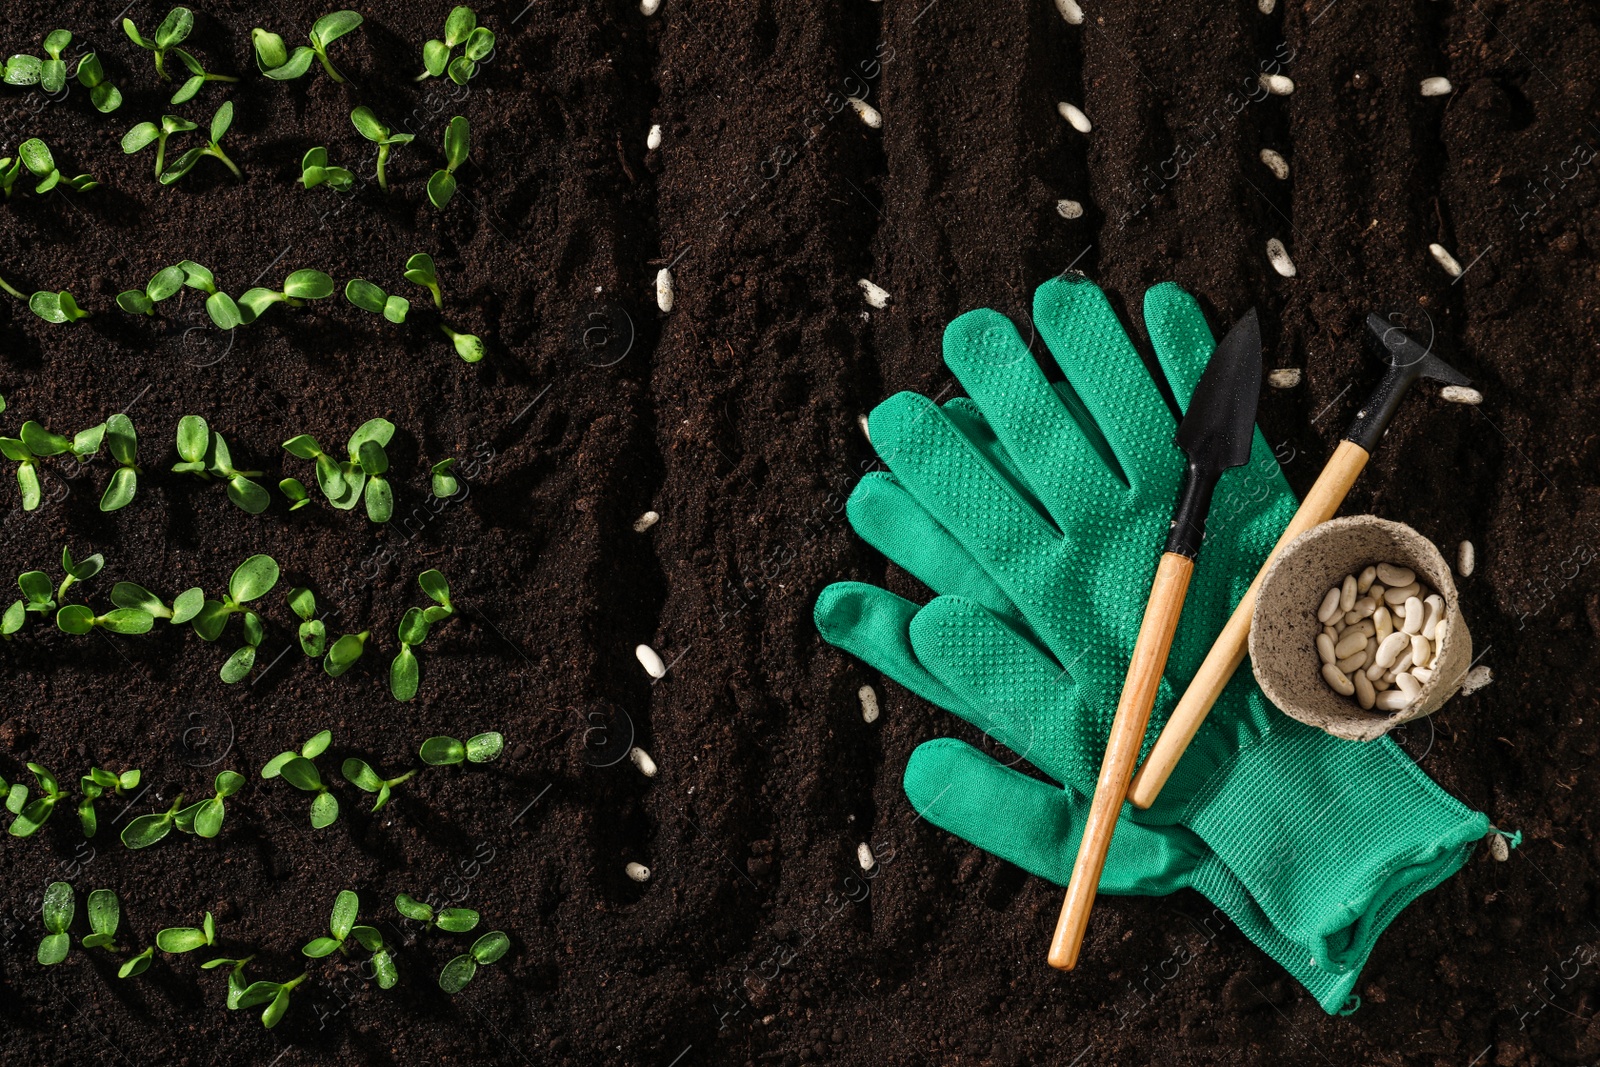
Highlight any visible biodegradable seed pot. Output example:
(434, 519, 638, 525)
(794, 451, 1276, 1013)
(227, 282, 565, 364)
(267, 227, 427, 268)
(1250, 515, 1472, 742)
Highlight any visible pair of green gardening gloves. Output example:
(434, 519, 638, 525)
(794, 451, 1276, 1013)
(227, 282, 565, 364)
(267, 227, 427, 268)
(815, 276, 1487, 1013)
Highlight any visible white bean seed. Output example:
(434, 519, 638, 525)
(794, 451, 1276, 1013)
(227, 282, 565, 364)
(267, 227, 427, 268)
(1369, 583, 1386, 603)
(1375, 690, 1412, 711)
(1394, 649, 1415, 675)
(1353, 597, 1378, 621)
(1266, 237, 1297, 277)
(626, 861, 651, 882)
(1489, 834, 1510, 862)
(859, 278, 891, 308)
(633, 510, 660, 533)
(1317, 633, 1336, 664)
(1427, 242, 1463, 277)
(1323, 623, 1339, 641)
(1401, 597, 1424, 634)
(1322, 663, 1355, 696)
(1432, 620, 1447, 655)
(1441, 385, 1483, 405)
(636, 643, 667, 679)
(1460, 665, 1492, 695)
(655, 268, 674, 312)
(1374, 605, 1393, 641)
(1267, 367, 1302, 389)
(1054, 0, 1085, 24)
(1383, 582, 1420, 606)
(858, 413, 872, 444)
(1058, 102, 1092, 133)
(1411, 667, 1433, 684)
(1336, 650, 1368, 674)
(629, 746, 658, 777)
(1353, 619, 1376, 638)
(1420, 76, 1453, 97)
(848, 96, 882, 128)
(1374, 631, 1410, 669)
(1317, 587, 1342, 623)
(1376, 562, 1415, 587)
(1056, 199, 1084, 220)
(857, 841, 876, 871)
(1395, 672, 1422, 700)
(1259, 148, 1290, 180)
(1457, 540, 1475, 576)
(1260, 73, 1295, 95)
(1421, 595, 1444, 640)
(1373, 676, 1391, 691)
(1354, 670, 1376, 709)
(1357, 566, 1377, 593)
(1339, 575, 1357, 612)
(1258, 0, 1276, 12)
(640, 0, 661, 14)
(1334, 630, 1367, 659)
(859, 684, 880, 724)
(647, 123, 663, 150)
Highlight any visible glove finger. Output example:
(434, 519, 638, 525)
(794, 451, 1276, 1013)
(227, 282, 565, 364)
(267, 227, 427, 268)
(845, 470, 1026, 632)
(940, 307, 1126, 529)
(908, 595, 1089, 790)
(814, 581, 973, 717)
(904, 737, 1205, 894)
(1141, 282, 1217, 407)
(1032, 275, 1182, 499)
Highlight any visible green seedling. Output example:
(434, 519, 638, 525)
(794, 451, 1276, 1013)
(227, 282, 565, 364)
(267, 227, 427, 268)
(286, 587, 326, 656)
(298, 146, 353, 192)
(403, 253, 442, 308)
(395, 893, 479, 932)
(120, 946, 154, 978)
(9, 762, 65, 837)
(57, 604, 154, 635)
(175, 261, 245, 330)
(192, 555, 279, 684)
(238, 268, 334, 323)
(168, 44, 237, 105)
(38, 881, 73, 965)
(0, 436, 42, 510)
(156, 910, 216, 953)
(171, 416, 269, 512)
(79, 767, 141, 837)
(427, 116, 470, 208)
(15, 569, 57, 617)
(231, 971, 308, 1028)
(419, 731, 504, 766)
(439, 930, 510, 993)
(277, 755, 339, 829)
(344, 278, 409, 323)
(341, 756, 414, 812)
(262, 730, 331, 777)
(360, 927, 399, 988)
(111, 581, 205, 625)
(29, 290, 90, 323)
(116, 264, 186, 315)
(1, 770, 27, 812)
(0, 155, 22, 199)
(1, 600, 23, 638)
(419, 7, 495, 85)
(161, 101, 240, 183)
(419, 569, 455, 622)
(390, 608, 429, 701)
(19, 138, 97, 194)
(279, 477, 310, 511)
(174, 770, 244, 837)
(302, 890, 385, 966)
(100, 414, 140, 512)
(282, 417, 396, 516)
(430, 458, 460, 498)
(324, 630, 369, 678)
(121, 792, 184, 848)
(122, 7, 191, 80)
(57, 545, 104, 602)
(19, 420, 103, 463)
(75, 53, 122, 112)
(205, 953, 255, 1003)
(440, 322, 485, 363)
(350, 107, 414, 193)
(82, 889, 122, 951)
(355, 438, 393, 522)
(121, 117, 197, 181)
(253, 11, 363, 83)
(5, 30, 71, 92)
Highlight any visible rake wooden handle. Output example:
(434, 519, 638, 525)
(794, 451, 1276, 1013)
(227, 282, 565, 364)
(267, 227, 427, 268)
(1049, 551, 1194, 970)
(1126, 439, 1372, 810)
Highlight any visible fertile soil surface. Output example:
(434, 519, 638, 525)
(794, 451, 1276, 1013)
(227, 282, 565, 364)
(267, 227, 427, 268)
(0, 0, 1598, 1064)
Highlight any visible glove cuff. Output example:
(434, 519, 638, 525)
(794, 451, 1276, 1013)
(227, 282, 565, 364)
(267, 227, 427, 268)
(1184, 718, 1487, 989)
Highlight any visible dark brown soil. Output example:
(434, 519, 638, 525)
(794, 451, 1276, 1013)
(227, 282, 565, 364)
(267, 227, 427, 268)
(1, 1, 1599, 1064)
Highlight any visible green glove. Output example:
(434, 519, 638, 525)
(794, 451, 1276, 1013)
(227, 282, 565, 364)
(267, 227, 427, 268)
(816, 276, 1487, 1013)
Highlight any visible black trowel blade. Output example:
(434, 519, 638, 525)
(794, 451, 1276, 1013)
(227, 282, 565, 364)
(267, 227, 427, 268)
(1174, 308, 1263, 475)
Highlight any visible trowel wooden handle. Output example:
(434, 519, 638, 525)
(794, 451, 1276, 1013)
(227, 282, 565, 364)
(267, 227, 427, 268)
(1050, 551, 1194, 970)
(1126, 440, 1372, 810)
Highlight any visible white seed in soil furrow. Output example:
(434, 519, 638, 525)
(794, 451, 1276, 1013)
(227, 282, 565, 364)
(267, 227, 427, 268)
(1317, 633, 1336, 664)
(1260, 73, 1295, 95)
(1354, 670, 1376, 710)
(640, 0, 661, 14)
(1375, 689, 1412, 711)
(1056, 199, 1084, 219)
(1057, 102, 1092, 133)
(1259, 0, 1277, 12)
(858, 413, 872, 444)
(1489, 833, 1510, 862)
(1458, 540, 1476, 576)
(1267, 238, 1296, 277)
(1322, 663, 1355, 696)
(1259, 148, 1289, 180)
(1420, 77, 1453, 97)
(626, 862, 651, 882)
(1054, 0, 1085, 24)
(655, 268, 674, 312)
(1376, 562, 1414, 586)
(857, 841, 876, 871)
(1460, 664, 1492, 695)
(859, 684, 880, 724)
(848, 96, 882, 129)
(1441, 385, 1483, 405)
(1428, 242, 1463, 277)
(633, 510, 660, 533)
(647, 124, 662, 150)
(1267, 368, 1301, 389)
(859, 278, 891, 308)
(1317, 587, 1342, 623)
(629, 747, 658, 777)
(636, 643, 666, 679)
